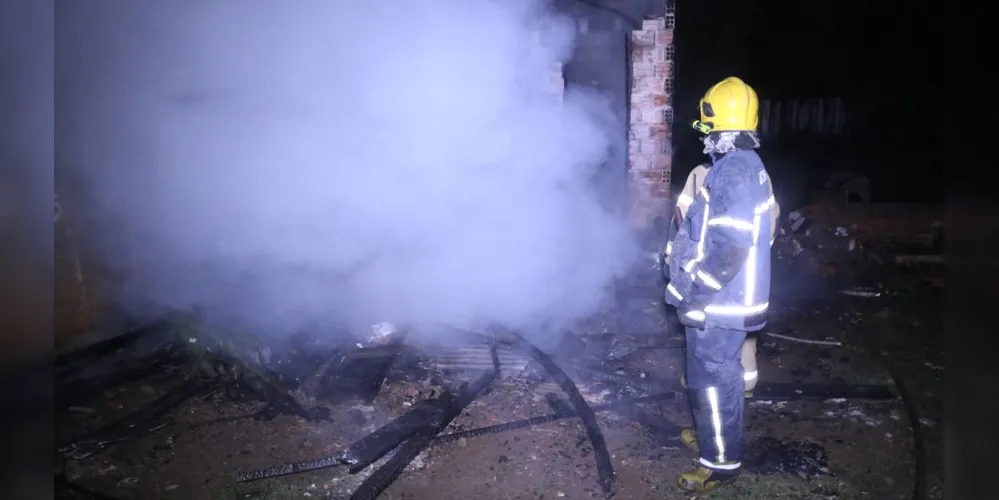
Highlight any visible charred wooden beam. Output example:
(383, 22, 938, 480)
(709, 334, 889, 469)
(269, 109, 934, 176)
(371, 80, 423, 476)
(59, 378, 210, 460)
(234, 395, 457, 482)
(507, 331, 617, 494)
(430, 392, 676, 446)
(348, 350, 499, 500)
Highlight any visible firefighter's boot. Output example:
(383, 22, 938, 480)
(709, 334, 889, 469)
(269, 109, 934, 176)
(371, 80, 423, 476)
(677, 461, 742, 492)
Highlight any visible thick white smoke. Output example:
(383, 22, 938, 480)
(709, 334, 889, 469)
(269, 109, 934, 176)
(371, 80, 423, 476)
(58, 0, 638, 340)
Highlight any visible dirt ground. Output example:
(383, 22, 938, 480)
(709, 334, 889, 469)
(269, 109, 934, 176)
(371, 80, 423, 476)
(55, 204, 944, 500)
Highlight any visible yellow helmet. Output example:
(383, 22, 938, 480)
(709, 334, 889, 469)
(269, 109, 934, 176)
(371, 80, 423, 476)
(691, 77, 759, 134)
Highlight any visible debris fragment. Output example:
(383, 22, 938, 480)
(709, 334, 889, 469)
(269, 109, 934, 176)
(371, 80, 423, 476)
(764, 332, 842, 347)
(367, 322, 398, 345)
(788, 211, 808, 232)
(790, 238, 804, 256)
(895, 254, 945, 265)
(838, 287, 881, 298)
(749, 400, 787, 410)
(845, 407, 881, 427)
(116, 477, 138, 487)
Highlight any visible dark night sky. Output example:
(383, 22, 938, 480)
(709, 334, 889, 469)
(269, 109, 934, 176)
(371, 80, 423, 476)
(675, 0, 933, 99)
(670, 0, 939, 201)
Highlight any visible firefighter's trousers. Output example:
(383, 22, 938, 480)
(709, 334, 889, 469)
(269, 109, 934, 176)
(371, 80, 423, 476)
(685, 325, 747, 469)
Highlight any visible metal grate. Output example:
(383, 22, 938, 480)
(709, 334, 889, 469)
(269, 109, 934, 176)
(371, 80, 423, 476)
(663, 107, 673, 125)
(664, 13, 675, 31)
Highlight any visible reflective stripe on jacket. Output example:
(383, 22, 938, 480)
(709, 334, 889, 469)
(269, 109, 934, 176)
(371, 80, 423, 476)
(664, 150, 774, 331)
(665, 163, 780, 264)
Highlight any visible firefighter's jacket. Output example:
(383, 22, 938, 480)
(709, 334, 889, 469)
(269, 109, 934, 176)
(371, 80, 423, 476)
(664, 150, 775, 331)
(665, 164, 780, 264)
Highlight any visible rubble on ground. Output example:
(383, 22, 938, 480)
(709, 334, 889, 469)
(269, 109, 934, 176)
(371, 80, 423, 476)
(53, 197, 943, 500)
(775, 197, 943, 289)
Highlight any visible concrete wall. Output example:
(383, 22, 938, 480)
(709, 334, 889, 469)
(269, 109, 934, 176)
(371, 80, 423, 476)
(627, 10, 674, 231)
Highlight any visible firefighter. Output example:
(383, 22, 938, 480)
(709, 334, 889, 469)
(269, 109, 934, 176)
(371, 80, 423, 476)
(666, 159, 780, 397)
(664, 76, 775, 492)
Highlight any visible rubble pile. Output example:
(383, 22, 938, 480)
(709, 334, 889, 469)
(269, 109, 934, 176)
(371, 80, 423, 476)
(775, 195, 943, 287)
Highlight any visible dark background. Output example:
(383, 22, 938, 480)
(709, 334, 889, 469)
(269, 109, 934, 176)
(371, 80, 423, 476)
(672, 0, 939, 206)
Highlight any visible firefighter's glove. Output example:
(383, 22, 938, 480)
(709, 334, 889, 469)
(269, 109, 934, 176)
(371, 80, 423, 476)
(677, 290, 711, 330)
(677, 307, 704, 329)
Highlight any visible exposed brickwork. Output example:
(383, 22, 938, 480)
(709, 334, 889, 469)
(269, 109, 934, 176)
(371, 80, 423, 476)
(628, 13, 674, 231)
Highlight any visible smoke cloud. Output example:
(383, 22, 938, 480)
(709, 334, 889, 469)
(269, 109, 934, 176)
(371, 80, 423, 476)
(57, 0, 638, 341)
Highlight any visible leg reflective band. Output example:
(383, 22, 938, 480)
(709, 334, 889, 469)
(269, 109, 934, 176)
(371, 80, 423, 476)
(741, 337, 758, 390)
(705, 386, 726, 463)
(699, 457, 742, 470)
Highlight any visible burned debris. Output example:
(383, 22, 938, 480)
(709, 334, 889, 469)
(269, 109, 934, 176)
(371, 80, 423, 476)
(53, 170, 940, 500)
(56, 317, 673, 498)
(56, 299, 920, 499)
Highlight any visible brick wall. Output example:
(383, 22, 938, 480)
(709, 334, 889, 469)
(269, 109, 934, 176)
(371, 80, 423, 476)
(628, 10, 675, 231)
